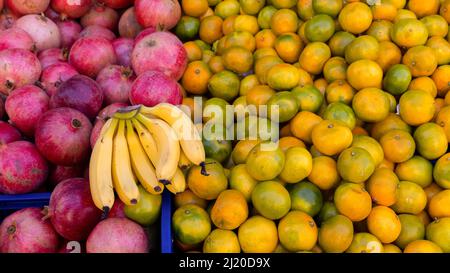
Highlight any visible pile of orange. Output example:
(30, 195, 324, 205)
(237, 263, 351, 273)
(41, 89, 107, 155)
(171, 0, 450, 253)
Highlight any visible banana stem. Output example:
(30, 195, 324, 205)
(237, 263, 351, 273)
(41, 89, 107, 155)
(159, 179, 172, 186)
(200, 162, 209, 176)
(101, 206, 110, 220)
(113, 105, 142, 120)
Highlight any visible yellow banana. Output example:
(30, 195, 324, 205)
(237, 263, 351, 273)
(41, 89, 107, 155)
(141, 103, 205, 166)
(125, 120, 164, 195)
(112, 120, 140, 205)
(112, 105, 141, 120)
(131, 118, 158, 165)
(165, 168, 186, 194)
(178, 149, 193, 171)
(136, 113, 180, 184)
(89, 118, 117, 215)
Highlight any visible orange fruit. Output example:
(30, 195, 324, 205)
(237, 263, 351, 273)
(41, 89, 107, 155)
(376, 41, 402, 72)
(387, 0, 406, 9)
(371, 113, 412, 141)
(298, 0, 315, 21)
(402, 46, 437, 77)
(222, 46, 253, 74)
(436, 106, 450, 142)
(352, 88, 390, 122)
(428, 190, 450, 219)
(416, 210, 431, 227)
(187, 158, 228, 200)
(239, 75, 260, 96)
(421, 15, 449, 38)
(414, 123, 448, 160)
(383, 244, 402, 253)
(255, 29, 276, 49)
(274, 33, 303, 63)
(345, 35, 380, 64)
(347, 59, 383, 90)
(280, 123, 293, 137)
(271, 0, 297, 9)
(278, 136, 306, 152)
(254, 55, 283, 84)
(174, 189, 208, 209)
(318, 215, 353, 253)
(280, 147, 313, 183)
(251, 181, 290, 220)
(432, 65, 450, 97)
(395, 156, 433, 188)
(328, 31, 356, 57)
(426, 217, 450, 252)
(199, 15, 224, 44)
(181, 0, 209, 17)
(184, 41, 203, 62)
(391, 181, 427, 214)
(395, 214, 425, 249)
(367, 167, 399, 206)
(367, 20, 393, 42)
(214, 0, 240, 19)
(408, 76, 438, 98)
(337, 147, 375, 183)
(434, 153, 450, 189)
(291, 84, 324, 113)
(234, 15, 259, 35)
(308, 156, 340, 190)
(311, 120, 353, 156)
(425, 183, 443, 206)
(394, 9, 417, 22)
(304, 14, 336, 43)
(266, 63, 300, 90)
(238, 216, 278, 253)
(246, 144, 285, 181)
(323, 57, 347, 83)
(370, 1, 397, 21)
(378, 158, 395, 171)
(352, 126, 369, 136)
(426, 37, 450, 66)
(224, 30, 256, 52)
(334, 183, 372, 222)
(181, 61, 212, 95)
(322, 101, 356, 129)
(399, 89, 435, 126)
(441, 0, 450, 23)
(325, 80, 355, 105)
(246, 85, 276, 107)
(290, 111, 323, 143)
(278, 211, 318, 252)
(299, 42, 331, 75)
(407, 0, 440, 18)
(367, 206, 401, 244)
(391, 19, 428, 48)
(314, 78, 328, 94)
(404, 240, 443, 253)
(203, 229, 240, 253)
(338, 2, 373, 34)
(222, 15, 237, 35)
(229, 164, 258, 202)
(172, 204, 211, 245)
(351, 135, 384, 167)
(312, 0, 343, 18)
(297, 67, 314, 87)
(346, 233, 383, 253)
(211, 190, 248, 230)
(208, 56, 225, 74)
(379, 129, 415, 163)
(270, 9, 299, 35)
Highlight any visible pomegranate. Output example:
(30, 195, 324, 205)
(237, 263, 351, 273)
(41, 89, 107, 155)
(135, 0, 181, 31)
(35, 107, 92, 166)
(0, 97, 3, 119)
(98, 102, 128, 119)
(6, 0, 50, 15)
(69, 37, 116, 78)
(0, 28, 35, 52)
(49, 164, 84, 187)
(0, 0, 3, 10)
(130, 71, 182, 107)
(134, 27, 157, 45)
(108, 199, 126, 218)
(112, 38, 133, 67)
(50, 75, 103, 119)
(0, 121, 21, 145)
(100, 0, 133, 9)
(118, 7, 143, 39)
(49, 178, 102, 241)
(79, 25, 116, 41)
(0, 208, 60, 253)
(15, 14, 61, 51)
(0, 141, 48, 194)
(97, 65, 134, 105)
(0, 48, 41, 95)
(38, 48, 68, 69)
(44, 7, 61, 21)
(40, 62, 79, 96)
(86, 218, 148, 253)
(81, 4, 119, 31)
(132, 31, 187, 80)
(90, 118, 105, 148)
(5, 85, 49, 136)
(51, 0, 92, 19)
(57, 19, 81, 48)
(0, 8, 18, 31)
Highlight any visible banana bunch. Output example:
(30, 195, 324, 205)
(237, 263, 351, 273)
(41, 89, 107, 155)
(89, 103, 206, 214)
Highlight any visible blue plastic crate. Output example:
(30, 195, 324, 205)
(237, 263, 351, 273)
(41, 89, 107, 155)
(161, 191, 173, 253)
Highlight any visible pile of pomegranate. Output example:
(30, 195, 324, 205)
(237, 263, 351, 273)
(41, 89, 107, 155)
(0, 0, 186, 253)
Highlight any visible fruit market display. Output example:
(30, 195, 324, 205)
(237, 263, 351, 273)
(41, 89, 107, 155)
(0, 0, 449, 255)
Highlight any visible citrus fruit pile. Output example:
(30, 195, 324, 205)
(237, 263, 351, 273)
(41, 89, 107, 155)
(172, 0, 450, 253)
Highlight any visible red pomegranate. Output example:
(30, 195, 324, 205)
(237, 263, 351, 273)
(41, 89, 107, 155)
(108, 199, 126, 218)
(50, 75, 103, 119)
(0, 48, 41, 95)
(86, 218, 148, 253)
(5, 85, 49, 136)
(132, 31, 187, 80)
(69, 37, 117, 78)
(40, 62, 79, 96)
(35, 107, 92, 166)
(44, 7, 61, 21)
(0, 208, 60, 253)
(0, 27, 35, 52)
(0, 141, 48, 194)
(135, 0, 181, 31)
(0, 8, 18, 31)
(96, 65, 134, 105)
(51, 0, 92, 19)
(48, 164, 84, 187)
(118, 7, 143, 39)
(57, 19, 81, 48)
(130, 70, 182, 107)
(14, 14, 61, 52)
(0, 121, 21, 145)
(112, 37, 133, 67)
(100, 0, 133, 9)
(49, 178, 102, 241)
(6, 0, 50, 15)
(79, 25, 116, 41)
(134, 27, 157, 45)
(38, 48, 69, 69)
(81, 4, 119, 31)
